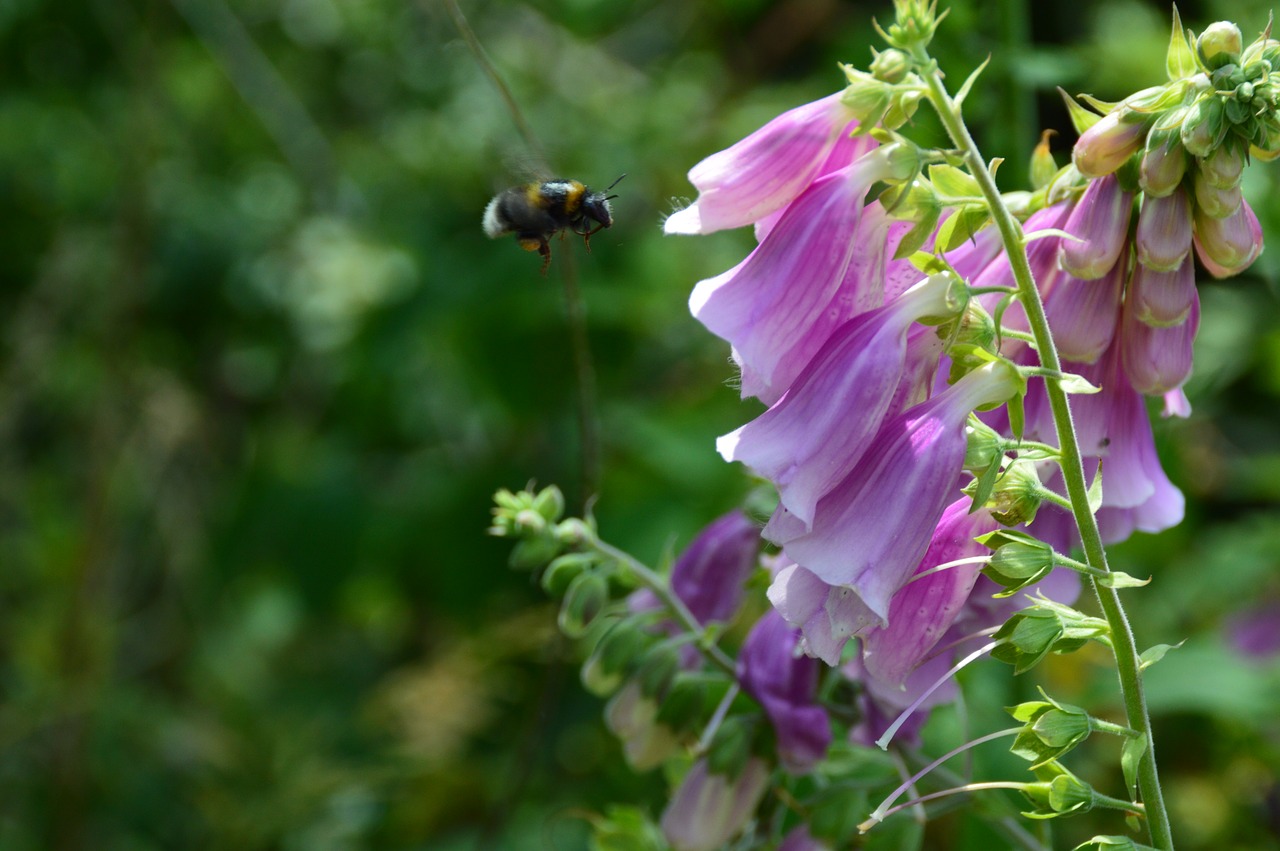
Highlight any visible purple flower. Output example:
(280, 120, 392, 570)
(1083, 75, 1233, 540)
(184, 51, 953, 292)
(1136, 188, 1193, 273)
(848, 649, 959, 748)
(767, 561, 880, 665)
(859, 501, 997, 687)
(660, 757, 770, 851)
(629, 511, 760, 627)
(1194, 198, 1264, 278)
(690, 145, 917, 403)
(764, 362, 1020, 625)
(1120, 291, 1200, 395)
(737, 609, 831, 773)
(1139, 134, 1188, 198)
(719, 273, 961, 528)
(1129, 256, 1196, 327)
(1073, 109, 1147, 178)
(1044, 253, 1125, 363)
(1227, 600, 1280, 660)
(1060, 174, 1134, 280)
(664, 92, 866, 235)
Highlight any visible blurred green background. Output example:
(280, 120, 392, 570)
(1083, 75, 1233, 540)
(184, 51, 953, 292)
(3, 0, 1280, 848)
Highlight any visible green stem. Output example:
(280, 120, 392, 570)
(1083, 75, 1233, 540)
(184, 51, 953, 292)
(911, 48, 1174, 850)
(592, 540, 737, 676)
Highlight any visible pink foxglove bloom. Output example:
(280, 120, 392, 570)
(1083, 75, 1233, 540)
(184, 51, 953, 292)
(764, 362, 1020, 625)
(719, 273, 961, 528)
(1072, 109, 1148, 178)
(690, 144, 917, 403)
(660, 757, 770, 851)
(860, 501, 997, 687)
(849, 649, 959, 748)
(1129, 256, 1196, 327)
(767, 561, 880, 665)
(1194, 198, 1264, 277)
(1120, 292, 1200, 395)
(663, 92, 867, 235)
(1136, 189, 1193, 273)
(1059, 173, 1134, 280)
(1139, 134, 1188, 198)
(629, 510, 759, 626)
(1043, 254, 1125, 363)
(736, 609, 831, 773)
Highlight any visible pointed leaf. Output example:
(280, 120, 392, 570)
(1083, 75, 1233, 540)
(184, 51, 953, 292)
(955, 55, 992, 108)
(1121, 735, 1148, 800)
(1060, 88, 1103, 135)
(1138, 640, 1185, 671)
(1166, 6, 1200, 80)
(1096, 571, 1151, 589)
(928, 163, 982, 200)
(1087, 460, 1104, 514)
(1057, 372, 1102, 395)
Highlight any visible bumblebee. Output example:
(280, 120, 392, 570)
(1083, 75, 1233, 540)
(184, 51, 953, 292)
(483, 175, 625, 273)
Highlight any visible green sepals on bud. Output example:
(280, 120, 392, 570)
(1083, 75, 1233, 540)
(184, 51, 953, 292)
(1075, 836, 1160, 851)
(541, 552, 597, 596)
(963, 417, 1005, 473)
(1199, 139, 1245, 188)
(977, 529, 1055, 596)
(1030, 130, 1059, 190)
(510, 534, 564, 570)
(991, 596, 1111, 673)
(1180, 95, 1227, 158)
(559, 570, 610, 638)
(839, 68, 924, 133)
(634, 642, 681, 700)
(1019, 761, 1096, 820)
(581, 618, 652, 696)
(1008, 691, 1093, 767)
(491, 485, 583, 569)
(1197, 21, 1243, 71)
(870, 47, 910, 84)
(1165, 6, 1199, 81)
(880, 0, 942, 50)
(977, 458, 1043, 526)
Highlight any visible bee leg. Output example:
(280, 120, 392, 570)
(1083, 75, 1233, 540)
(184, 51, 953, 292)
(577, 221, 605, 254)
(538, 239, 552, 275)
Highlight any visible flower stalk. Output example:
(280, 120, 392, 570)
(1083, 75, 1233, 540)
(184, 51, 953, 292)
(909, 44, 1175, 850)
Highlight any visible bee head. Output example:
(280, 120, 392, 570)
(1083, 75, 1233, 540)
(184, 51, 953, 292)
(582, 173, 626, 229)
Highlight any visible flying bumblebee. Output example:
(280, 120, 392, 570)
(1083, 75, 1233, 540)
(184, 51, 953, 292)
(483, 175, 625, 273)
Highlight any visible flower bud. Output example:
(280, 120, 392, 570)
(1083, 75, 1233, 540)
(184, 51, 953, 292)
(1073, 109, 1147, 178)
(540, 552, 596, 596)
(1120, 292, 1199, 395)
(1180, 96, 1227, 158)
(1060, 174, 1134, 280)
(870, 47, 910, 83)
(1193, 198, 1263, 277)
(1009, 697, 1093, 766)
(1198, 21, 1243, 70)
(1129, 256, 1196, 327)
(530, 485, 565, 523)
(1139, 133, 1188, 198)
(964, 417, 1005, 472)
(982, 535, 1055, 595)
(983, 459, 1044, 526)
(581, 619, 650, 696)
(558, 570, 609, 638)
(1045, 260, 1124, 362)
(1193, 167, 1243, 218)
(1199, 142, 1245, 188)
(1136, 188, 1192, 272)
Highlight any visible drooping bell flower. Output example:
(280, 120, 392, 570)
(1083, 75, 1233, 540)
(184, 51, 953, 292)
(628, 510, 760, 627)
(764, 361, 1021, 625)
(859, 501, 997, 687)
(767, 561, 880, 666)
(660, 757, 770, 851)
(1120, 290, 1200, 395)
(1043, 250, 1126, 363)
(1128, 255, 1196, 327)
(690, 144, 918, 403)
(1135, 188, 1193, 273)
(719, 273, 964, 528)
(1072, 108, 1148, 178)
(1194, 198, 1264, 277)
(1059, 173, 1134, 280)
(663, 92, 868, 235)
(736, 609, 831, 773)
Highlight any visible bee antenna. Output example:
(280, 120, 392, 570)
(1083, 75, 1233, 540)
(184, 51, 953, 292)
(605, 173, 627, 192)
(602, 194, 620, 202)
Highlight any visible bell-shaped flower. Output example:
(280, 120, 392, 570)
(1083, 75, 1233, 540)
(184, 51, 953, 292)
(1136, 188, 1192, 272)
(1060, 174, 1134, 280)
(764, 361, 1021, 624)
(767, 561, 880, 665)
(1193, 167, 1243, 219)
(1120, 291, 1200, 395)
(1129, 255, 1196, 327)
(1044, 251, 1125, 363)
(1072, 109, 1147, 178)
(1194, 198, 1264, 277)
(719, 273, 964, 528)
(664, 92, 866, 235)
(691, 145, 918, 403)
(736, 609, 831, 773)
(660, 757, 770, 851)
(1139, 134, 1188, 198)
(860, 500, 997, 687)
(628, 511, 760, 626)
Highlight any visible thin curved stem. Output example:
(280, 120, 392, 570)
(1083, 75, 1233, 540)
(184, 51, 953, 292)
(911, 48, 1174, 849)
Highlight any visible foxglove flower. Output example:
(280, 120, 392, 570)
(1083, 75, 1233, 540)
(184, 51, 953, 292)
(765, 361, 1020, 625)
(719, 273, 963, 527)
(1129, 256, 1196, 327)
(849, 649, 959, 748)
(690, 144, 918, 403)
(1043, 252, 1125, 363)
(737, 609, 831, 773)
(1073, 109, 1148, 178)
(1059, 173, 1133, 280)
(1136, 189, 1193, 272)
(1120, 292, 1200, 395)
(1193, 198, 1264, 277)
(664, 92, 868, 235)
(660, 757, 770, 851)
(859, 500, 997, 687)
(767, 561, 880, 665)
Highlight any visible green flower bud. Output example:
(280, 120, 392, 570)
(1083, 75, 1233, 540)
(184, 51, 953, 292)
(634, 643, 680, 700)
(870, 47, 910, 83)
(1197, 22, 1243, 71)
(1180, 96, 1227, 158)
(531, 485, 565, 523)
(963, 418, 1005, 472)
(541, 552, 596, 596)
(509, 534, 563, 570)
(1199, 141, 1245, 188)
(654, 675, 710, 735)
(1009, 695, 1093, 766)
(984, 459, 1043, 526)
(1030, 130, 1060, 190)
(554, 517, 594, 547)
(991, 598, 1110, 673)
(559, 570, 609, 638)
(581, 619, 651, 696)
(1193, 166, 1242, 218)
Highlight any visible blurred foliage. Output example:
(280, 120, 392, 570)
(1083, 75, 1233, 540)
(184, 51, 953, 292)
(1, 0, 1280, 848)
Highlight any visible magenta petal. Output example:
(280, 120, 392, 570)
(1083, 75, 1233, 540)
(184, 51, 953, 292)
(1060, 174, 1134, 280)
(1194, 198, 1264, 278)
(1045, 253, 1125, 363)
(1129, 255, 1196, 327)
(860, 501, 996, 687)
(1120, 290, 1199, 395)
(665, 92, 861, 235)
(737, 610, 831, 773)
(1136, 189, 1193, 273)
(767, 563, 880, 665)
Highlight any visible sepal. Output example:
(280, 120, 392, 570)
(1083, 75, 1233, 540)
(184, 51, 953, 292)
(991, 596, 1110, 673)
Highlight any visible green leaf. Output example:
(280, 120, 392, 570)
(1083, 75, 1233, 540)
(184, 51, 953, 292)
(954, 55, 991, 109)
(1096, 570, 1151, 589)
(1086, 460, 1104, 514)
(894, 208, 943, 259)
(1121, 735, 1148, 800)
(1060, 88, 1103, 135)
(1056, 372, 1102, 395)
(1166, 6, 1200, 80)
(1138, 640, 1185, 671)
(927, 163, 982, 199)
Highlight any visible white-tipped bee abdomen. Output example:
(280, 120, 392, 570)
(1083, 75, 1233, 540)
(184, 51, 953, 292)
(482, 194, 508, 238)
